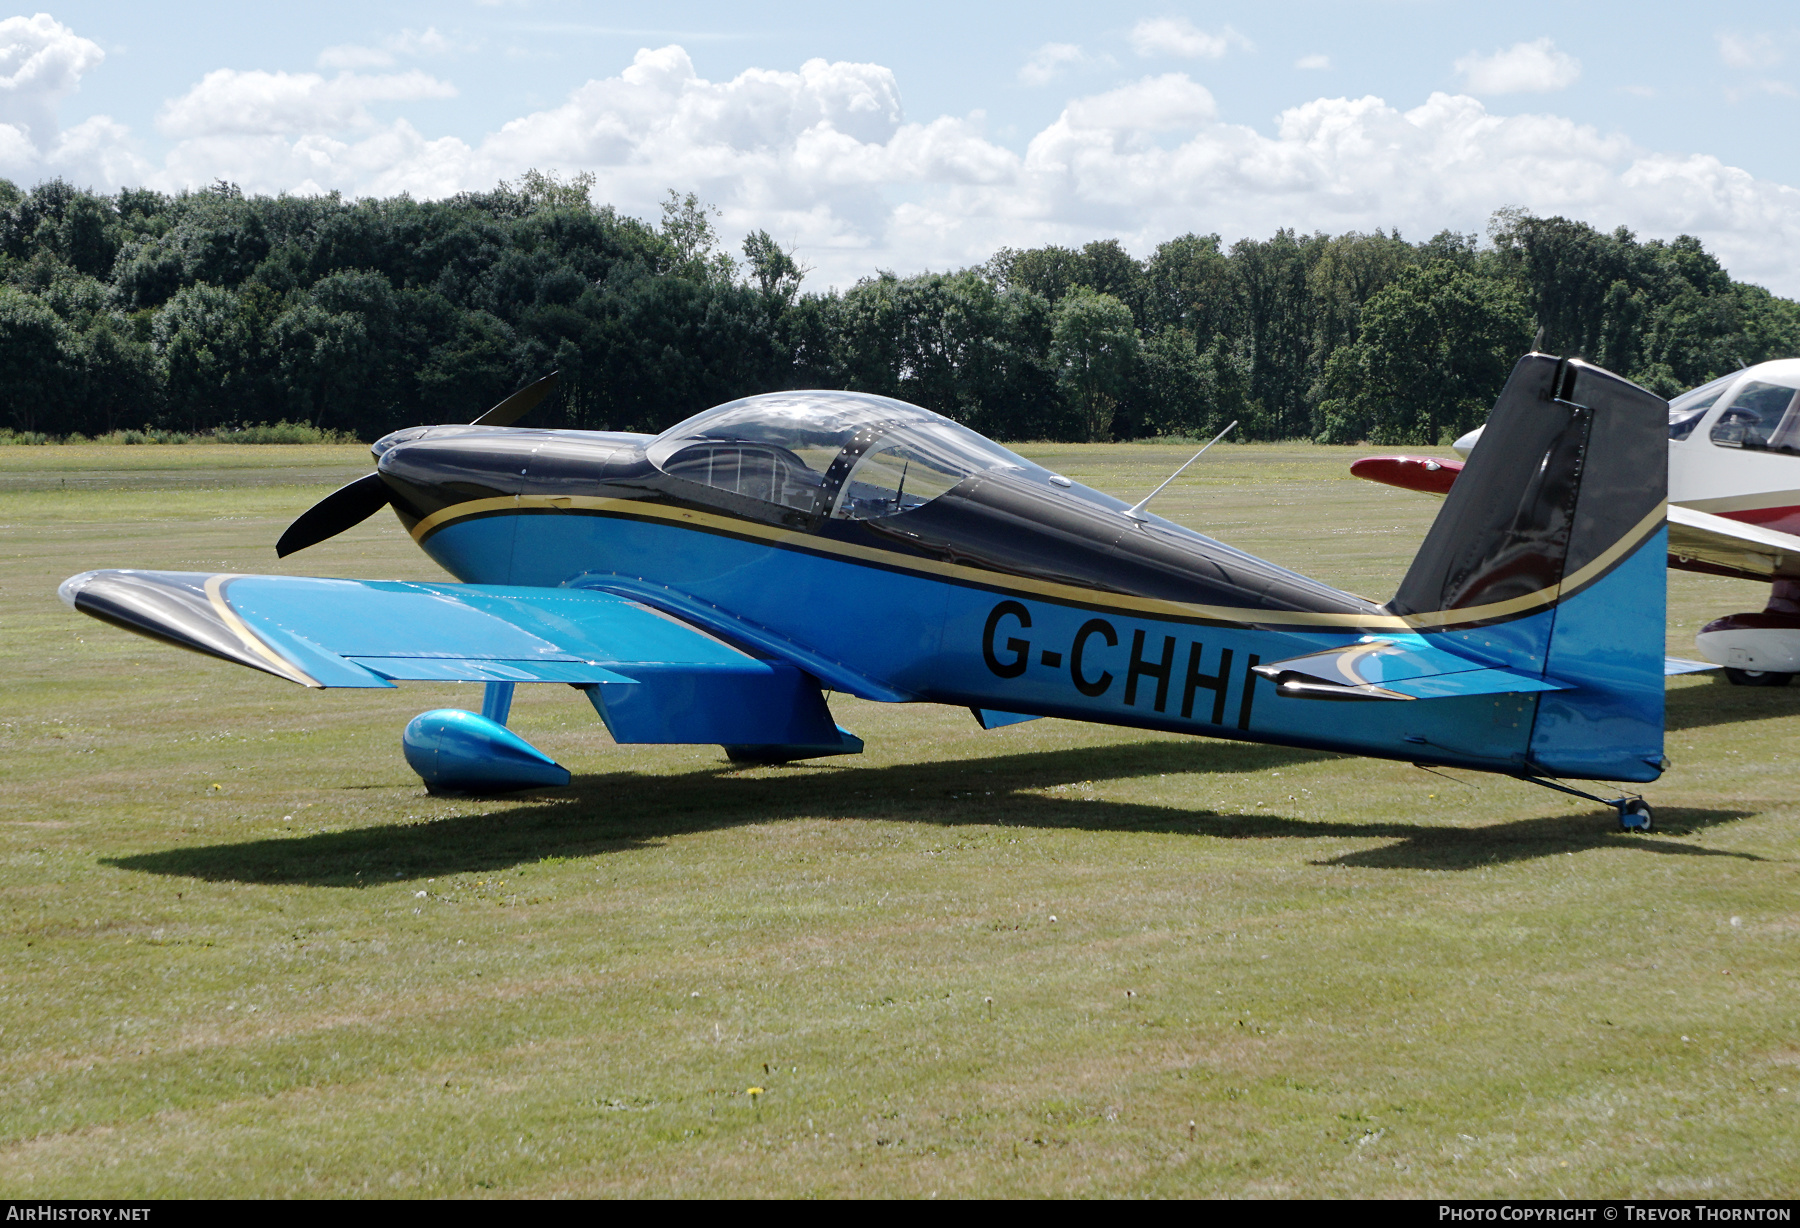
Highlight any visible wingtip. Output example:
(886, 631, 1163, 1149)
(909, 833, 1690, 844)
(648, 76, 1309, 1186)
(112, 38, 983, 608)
(58, 571, 99, 608)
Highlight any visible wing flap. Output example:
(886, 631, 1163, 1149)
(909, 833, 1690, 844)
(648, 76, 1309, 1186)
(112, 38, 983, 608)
(351, 658, 638, 684)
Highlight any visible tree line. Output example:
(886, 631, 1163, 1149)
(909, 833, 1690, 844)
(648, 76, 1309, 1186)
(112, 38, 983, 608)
(3, 172, 1797, 447)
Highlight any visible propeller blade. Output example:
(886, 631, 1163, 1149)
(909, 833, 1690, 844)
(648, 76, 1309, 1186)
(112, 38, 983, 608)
(276, 473, 393, 558)
(470, 370, 560, 428)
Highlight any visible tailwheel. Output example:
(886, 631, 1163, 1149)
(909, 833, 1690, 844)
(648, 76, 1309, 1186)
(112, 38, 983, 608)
(1723, 667, 1792, 687)
(1618, 798, 1654, 833)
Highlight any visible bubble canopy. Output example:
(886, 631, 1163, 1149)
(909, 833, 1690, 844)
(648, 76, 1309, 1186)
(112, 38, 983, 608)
(646, 391, 1045, 522)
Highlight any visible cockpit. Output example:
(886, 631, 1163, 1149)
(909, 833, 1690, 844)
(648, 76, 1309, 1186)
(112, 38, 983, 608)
(1668, 360, 1800, 455)
(645, 391, 1047, 525)
(1708, 378, 1800, 454)
(635, 388, 1363, 616)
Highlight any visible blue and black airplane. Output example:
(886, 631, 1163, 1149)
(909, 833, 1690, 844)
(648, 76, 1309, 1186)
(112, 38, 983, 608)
(61, 351, 1679, 829)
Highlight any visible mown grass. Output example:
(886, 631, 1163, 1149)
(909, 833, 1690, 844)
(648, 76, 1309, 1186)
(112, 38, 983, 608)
(1, 442, 1795, 1198)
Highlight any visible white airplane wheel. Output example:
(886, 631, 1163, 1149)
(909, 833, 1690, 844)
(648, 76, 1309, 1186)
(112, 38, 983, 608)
(1619, 799, 1654, 833)
(1724, 667, 1793, 687)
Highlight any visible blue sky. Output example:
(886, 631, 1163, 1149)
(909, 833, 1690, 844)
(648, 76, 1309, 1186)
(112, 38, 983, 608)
(5, 2, 1800, 292)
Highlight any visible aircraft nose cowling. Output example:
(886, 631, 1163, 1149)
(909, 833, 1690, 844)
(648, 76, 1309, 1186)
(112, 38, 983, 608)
(376, 431, 539, 520)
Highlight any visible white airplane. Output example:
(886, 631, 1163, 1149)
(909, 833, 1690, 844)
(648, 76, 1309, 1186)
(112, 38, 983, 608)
(1351, 357, 1800, 686)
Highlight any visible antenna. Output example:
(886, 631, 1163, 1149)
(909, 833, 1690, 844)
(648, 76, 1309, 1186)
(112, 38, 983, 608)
(1122, 420, 1237, 521)
(1532, 326, 1546, 353)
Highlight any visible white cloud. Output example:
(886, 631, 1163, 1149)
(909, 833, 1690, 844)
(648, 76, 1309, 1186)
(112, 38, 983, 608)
(1455, 38, 1580, 95)
(1718, 32, 1781, 69)
(49, 114, 150, 185)
(1128, 18, 1247, 60)
(0, 14, 146, 187)
(156, 69, 456, 137)
(393, 28, 452, 58)
(0, 13, 104, 143)
(1018, 43, 1085, 87)
(1058, 73, 1215, 134)
(318, 27, 457, 72)
(1296, 54, 1330, 71)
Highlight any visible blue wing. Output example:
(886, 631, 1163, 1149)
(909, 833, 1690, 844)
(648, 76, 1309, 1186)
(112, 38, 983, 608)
(59, 570, 854, 747)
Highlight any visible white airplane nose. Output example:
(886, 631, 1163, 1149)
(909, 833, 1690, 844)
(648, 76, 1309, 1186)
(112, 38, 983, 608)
(1451, 426, 1485, 459)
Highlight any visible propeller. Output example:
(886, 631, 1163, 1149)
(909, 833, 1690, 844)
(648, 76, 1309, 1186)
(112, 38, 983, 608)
(276, 473, 392, 558)
(275, 371, 559, 557)
(470, 370, 560, 427)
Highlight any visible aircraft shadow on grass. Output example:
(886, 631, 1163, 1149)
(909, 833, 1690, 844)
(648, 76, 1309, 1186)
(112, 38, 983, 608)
(106, 739, 1762, 887)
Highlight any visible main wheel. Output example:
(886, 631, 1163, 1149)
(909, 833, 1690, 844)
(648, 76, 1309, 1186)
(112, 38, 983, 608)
(1724, 667, 1793, 687)
(1619, 799, 1654, 833)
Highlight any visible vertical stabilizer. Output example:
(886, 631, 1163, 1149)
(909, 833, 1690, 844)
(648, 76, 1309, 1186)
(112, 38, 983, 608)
(1389, 353, 1668, 780)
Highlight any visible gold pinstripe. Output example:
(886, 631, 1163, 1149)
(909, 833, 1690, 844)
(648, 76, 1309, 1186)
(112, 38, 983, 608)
(1396, 501, 1668, 628)
(409, 495, 1668, 632)
(1328, 640, 1390, 684)
(204, 574, 322, 688)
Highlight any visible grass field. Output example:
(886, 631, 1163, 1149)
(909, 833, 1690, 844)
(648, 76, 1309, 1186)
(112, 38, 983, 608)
(1, 442, 1796, 1198)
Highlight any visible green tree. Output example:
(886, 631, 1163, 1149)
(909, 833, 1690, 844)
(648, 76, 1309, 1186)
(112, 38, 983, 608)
(1306, 230, 1415, 365)
(153, 283, 251, 433)
(987, 244, 1084, 305)
(417, 309, 519, 423)
(1075, 239, 1147, 325)
(1, 180, 121, 278)
(659, 191, 737, 285)
(1051, 286, 1138, 441)
(3, 169, 1796, 445)
(509, 169, 597, 214)
(1137, 330, 1219, 438)
(742, 229, 807, 303)
(0, 286, 77, 434)
(1144, 233, 1235, 341)
(76, 316, 160, 435)
(1316, 261, 1531, 445)
(1228, 229, 1324, 438)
